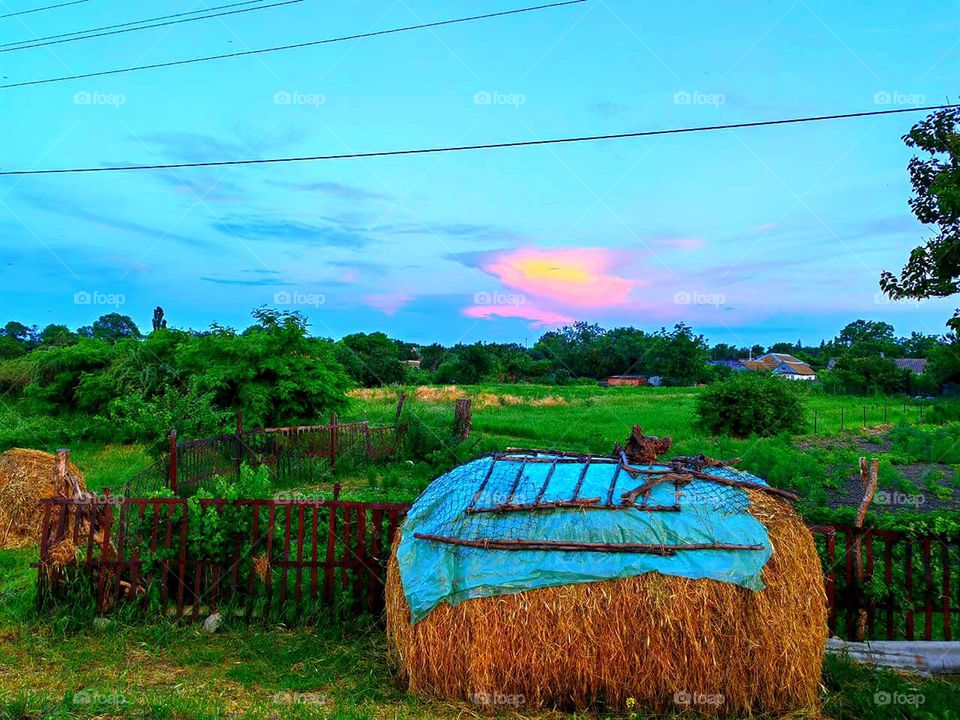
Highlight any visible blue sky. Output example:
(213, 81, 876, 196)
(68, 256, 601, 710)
(0, 0, 958, 347)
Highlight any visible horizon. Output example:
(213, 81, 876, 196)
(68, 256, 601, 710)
(2, 1, 958, 346)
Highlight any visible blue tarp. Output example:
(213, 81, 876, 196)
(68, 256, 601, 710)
(396, 454, 775, 624)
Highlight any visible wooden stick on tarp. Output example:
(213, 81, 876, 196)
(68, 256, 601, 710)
(853, 457, 879, 641)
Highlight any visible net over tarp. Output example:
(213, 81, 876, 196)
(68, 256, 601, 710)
(396, 451, 778, 624)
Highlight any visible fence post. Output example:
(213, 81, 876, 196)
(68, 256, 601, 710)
(236, 411, 243, 476)
(54, 448, 69, 497)
(453, 398, 472, 441)
(853, 457, 879, 641)
(395, 393, 407, 421)
(169, 430, 178, 495)
(330, 412, 337, 471)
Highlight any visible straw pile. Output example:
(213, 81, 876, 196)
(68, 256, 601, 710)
(0, 448, 85, 549)
(386, 490, 826, 715)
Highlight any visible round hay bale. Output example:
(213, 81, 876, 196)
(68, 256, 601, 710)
(386, 454, 826, 715)
(0, 448, 85, 549)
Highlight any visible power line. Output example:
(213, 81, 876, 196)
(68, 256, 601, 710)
(0, 0, 587, 89)
(0, 0, 267, 48)
(2, 104, 955, 177)
(1, 0, 301, 53)
(0, 0, 86, 20)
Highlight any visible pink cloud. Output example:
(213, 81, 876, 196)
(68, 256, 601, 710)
(341, 269, 358, 283)
(463, 303, 574, 327)
(363, 292, 411, 316)
(479, 247, 637, 307)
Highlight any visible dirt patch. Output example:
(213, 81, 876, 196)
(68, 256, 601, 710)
(825, 464, 959, 512)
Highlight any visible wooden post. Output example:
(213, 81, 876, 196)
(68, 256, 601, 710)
(169, 430, 178, 495)
(853, 457, 880, 641)
(330, 412, 337, 471)
(453, 398, 472, 441)
(235, 411, 243, 476)
(54, 449, 69, 497)
(395, 393, 407, 421)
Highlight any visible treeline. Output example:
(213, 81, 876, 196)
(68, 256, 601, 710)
(1, 310, 958, 447)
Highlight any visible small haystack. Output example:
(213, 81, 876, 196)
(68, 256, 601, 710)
(0, 448, 85, 548)
(386, 448, 826, 715)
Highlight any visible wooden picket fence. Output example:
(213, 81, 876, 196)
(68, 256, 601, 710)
(37, 495, 407, 619)
(35, 498, 959, 637)
(809, 525, 959, 641)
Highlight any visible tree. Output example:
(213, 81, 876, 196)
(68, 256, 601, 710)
(152, 306, 168, 332)
(335, 332, 407, 387)
(898, 331, 941, 358)
(880, 107, 960, 330)
(831, 320, 899, 357)
(91, 313, 141, 343)
(38, 324, 79, 348)
(647, 323, 709, 385)
(435, 343, 497, 384)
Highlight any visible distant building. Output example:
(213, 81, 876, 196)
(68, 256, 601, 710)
(826, 357, 928, 374)
(600, 374, 649, 387)
(707, 359, 748, 371)
(741, 353, 817, 381)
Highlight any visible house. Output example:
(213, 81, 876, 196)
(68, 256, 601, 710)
(742, 353, 818, 381)
(894, 358, 928, 374)
(826, 357, 928, 374)
(707, 359, 748, 371)
(601, 374, 649, 387)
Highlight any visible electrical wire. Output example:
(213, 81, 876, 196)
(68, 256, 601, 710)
(0, 0, 587, 89)
(2, 104, 955, 177)
(0, 0, 86, 20)
(1, 0, 301, 53)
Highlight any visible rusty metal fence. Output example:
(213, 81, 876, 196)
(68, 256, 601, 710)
(122, 417, 403, 497)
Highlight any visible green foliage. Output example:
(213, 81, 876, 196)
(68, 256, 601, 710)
(335, 332, 407, 387)
(646, 323, 710, 385)
(696, 371, 807, 437)
(22, 338, 114, 413)
(434, 343, 497, 384)
(174, 308, 351, 427)
(889, 422, 960, 464)
(829, 355, 910, 395)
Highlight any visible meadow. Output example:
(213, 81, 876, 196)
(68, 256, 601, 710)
(1, 384, 959, 718)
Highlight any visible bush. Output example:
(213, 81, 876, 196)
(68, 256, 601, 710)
(695, 372, 807, 437)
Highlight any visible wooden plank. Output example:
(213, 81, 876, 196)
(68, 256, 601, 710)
(923, 537, 933, 641)
(310, 505, 319, 599)
(354, 509, 367, 608)
(905, 540, 915, 640)
(570, 459, 590, 501)
(534, 458, 559, 506)
(369, 509, 383, 611)
(885, 538, 894, 640)
(280, 505, 292, 605)
(324, 505, 336, 602)
(295, 505, 305, 604)
(826, 532, 836, 635)
(943, 540, 952, 641)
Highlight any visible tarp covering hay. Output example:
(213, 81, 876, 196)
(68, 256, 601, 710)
(0, 448, 85, 548)
(386, 448, 826, 715)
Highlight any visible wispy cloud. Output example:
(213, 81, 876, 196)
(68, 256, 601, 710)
(269, 179, 389, 201)
(211, 218, 372, 247)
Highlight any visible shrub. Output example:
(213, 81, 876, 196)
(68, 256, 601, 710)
(695, 372, 807, 437)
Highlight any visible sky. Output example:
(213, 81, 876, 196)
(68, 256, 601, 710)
(0, 0, 958, 348)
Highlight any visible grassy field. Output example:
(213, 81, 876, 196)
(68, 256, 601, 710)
(1, 385, 959, 718)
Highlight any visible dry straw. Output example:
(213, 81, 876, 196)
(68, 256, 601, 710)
(0, 448, 86, 549)
(387, 490, 826, 715)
